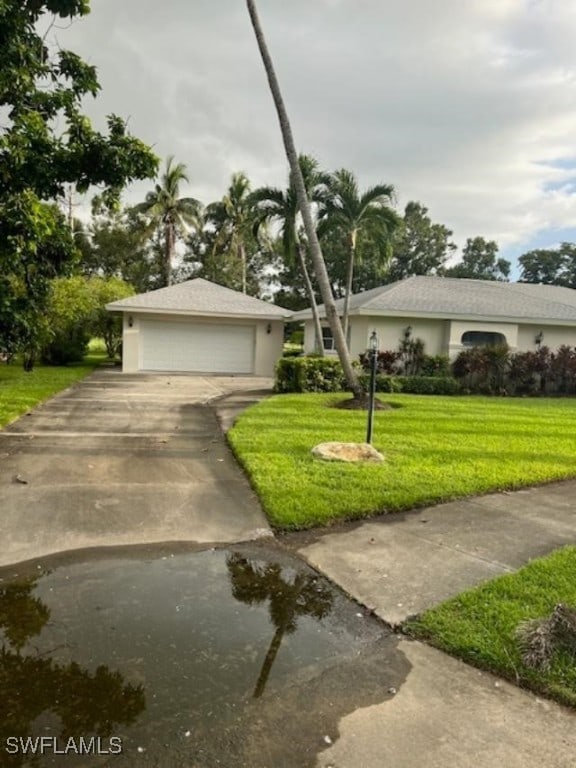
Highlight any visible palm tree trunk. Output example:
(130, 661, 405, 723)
(297, 242, 324, 355)
(239, 241, 247, 293)
(246, 0, 363, 398)
(164, 222, 174, 287)
(342, 229, 356, 345)
(253, 625, 285, 698)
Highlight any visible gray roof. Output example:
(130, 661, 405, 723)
(106, 278, 291, 319)
(292, 276, 576, 324)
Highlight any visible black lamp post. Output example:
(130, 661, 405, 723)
(366, 330, 379, 444)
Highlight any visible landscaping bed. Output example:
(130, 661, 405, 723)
(405, 546, 576, 708)
(228, 392, 576, 529)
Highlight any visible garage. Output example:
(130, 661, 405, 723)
(106, 278, 290, 377)
(140, 320, 255, 374)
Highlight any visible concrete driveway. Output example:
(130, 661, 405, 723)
(0, 369, 273, 567)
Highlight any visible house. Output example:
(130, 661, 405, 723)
(291, 276, 576, 359)
(106, 278, 291, 375)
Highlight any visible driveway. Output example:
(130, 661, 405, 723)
(0, 369, 273, 567)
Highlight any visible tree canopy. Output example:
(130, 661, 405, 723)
(0, 0, 158, 362)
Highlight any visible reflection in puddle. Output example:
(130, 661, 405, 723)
(227, 553, 333, 697)
(0, 545, 410, 767)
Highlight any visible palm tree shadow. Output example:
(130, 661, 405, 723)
(226, 553, 334, 698)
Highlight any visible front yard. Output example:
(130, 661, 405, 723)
(228, 393, 576, 529)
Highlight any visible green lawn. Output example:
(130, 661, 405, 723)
(228, 393, 576, 529)
(405, 546, 576, 708)
(0, 356, 103, 428)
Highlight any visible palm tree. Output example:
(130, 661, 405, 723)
(134, 156, 202, 287)
(245, 0, 364, 399)
(206, 172, 254, 294)
(251, 155, 328, 354)
(323, 169, 399, 342)
(227, 553, 333, 697)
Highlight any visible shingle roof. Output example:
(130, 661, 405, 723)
(291, 276, 576, 324)
(106, 278, 291, 319)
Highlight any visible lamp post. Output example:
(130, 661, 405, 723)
(366, 330, 379, 444)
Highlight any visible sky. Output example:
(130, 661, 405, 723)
(54, 0, 576, 272)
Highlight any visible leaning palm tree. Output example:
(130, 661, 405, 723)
(134, 156, 202, 287)
(205, 172, 254, 294)
(251, 155, 328, 355)
(245, 0, 363, 399)
(227, 553, 333, 697)
(323, 169, 399, 342)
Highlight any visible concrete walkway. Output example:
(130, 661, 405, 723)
(281, 481, 576, 767)
(0, 369, 273, 567)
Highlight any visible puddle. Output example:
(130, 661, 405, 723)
(0, 545, 410, 767)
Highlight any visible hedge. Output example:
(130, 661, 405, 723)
(275, 357, 459, 395)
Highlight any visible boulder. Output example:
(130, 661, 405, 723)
(311, 442, 384, 463)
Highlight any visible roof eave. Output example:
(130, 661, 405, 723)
(105, 305, 292, 320)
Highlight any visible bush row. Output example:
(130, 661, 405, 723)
(275, 357, 459, 395)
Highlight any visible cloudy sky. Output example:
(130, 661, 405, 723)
(57, 0, 576, 272)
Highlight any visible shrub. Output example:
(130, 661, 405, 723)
(396, 376, 460, 395)
(358, 374, 403, 393)
(275, 356, 346, 393)
(41, 325, 90, 365)
(359, 349, 401, 375)
(289, 329, 304, 346)
(420, 354, 451, 377)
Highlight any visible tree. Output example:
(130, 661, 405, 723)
(245, 0, 363, 399)
(205, 172, 257, 294)
(444, 237, 510, 281)
(80, 202, 164, 293)
(388, 201, 457, 282)
(322, 169, 399, 341)
(133, 156, 202, 287)
(251, 155, 328, 354)
(227, 553, 333, 697)
(0, 0, 158, 365)
(518, 243, 576, 288)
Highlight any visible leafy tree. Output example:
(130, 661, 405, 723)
(80, 202, 163, 293)
(42, 275, 133, 363)
(245, 0, 363, 399)
(251, 155, 329, 354)
(322, 169, 399, 341)
(133, 156, 202, 287)
(444, 237, 510, 281)
(518, 243, 576, 288)
(388, 201, 457, 282)
(0, 0, 158, 366)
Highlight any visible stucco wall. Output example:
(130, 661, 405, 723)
(517, 323, 576, 351)
(120, 312, 283, 376)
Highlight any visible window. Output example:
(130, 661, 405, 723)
(461, 331, 506, 347)
(322, 326, 336, 351)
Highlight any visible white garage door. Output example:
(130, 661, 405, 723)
(140, 320, 255, 373)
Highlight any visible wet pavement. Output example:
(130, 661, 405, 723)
(0, 543, 409, 768)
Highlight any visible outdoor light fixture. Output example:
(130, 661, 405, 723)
(535, 331, 544, 346)
(266, 323, 272, 334)
(366, 330, 379, 444)
(128, 315, 133, 328)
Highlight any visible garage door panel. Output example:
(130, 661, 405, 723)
(140, 321, 254, 373)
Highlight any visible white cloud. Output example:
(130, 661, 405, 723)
(53, 0, 576, 258)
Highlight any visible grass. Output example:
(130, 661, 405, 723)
(0, 351, 105, 428)
(405, 546, 576, 708)
(228, 392, 576, 529)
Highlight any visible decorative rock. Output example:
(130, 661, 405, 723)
(311, 442, 384, 463)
